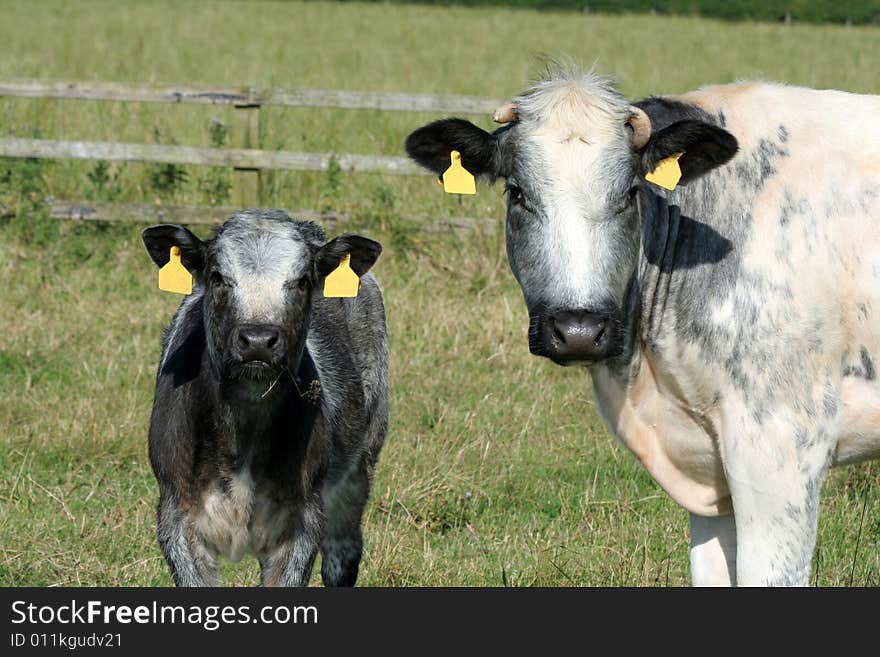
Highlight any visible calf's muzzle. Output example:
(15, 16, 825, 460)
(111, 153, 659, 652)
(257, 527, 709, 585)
(234, 324, 284, 365)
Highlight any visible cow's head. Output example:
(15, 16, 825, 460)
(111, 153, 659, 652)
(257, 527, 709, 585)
(406, 70, 737, 366)
(143, 210, 381, 399)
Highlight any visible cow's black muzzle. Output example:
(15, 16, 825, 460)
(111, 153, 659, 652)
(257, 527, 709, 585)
(529, 309, 622, 365)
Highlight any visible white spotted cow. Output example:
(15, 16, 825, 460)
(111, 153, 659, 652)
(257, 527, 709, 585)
(406, 67, 880, 586)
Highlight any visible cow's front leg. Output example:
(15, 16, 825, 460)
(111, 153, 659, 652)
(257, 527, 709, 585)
(689, 512, 737, 586)
(721, 414, 834, 586)
(157, 494, 220, 587)
(260, 496, 324, 587)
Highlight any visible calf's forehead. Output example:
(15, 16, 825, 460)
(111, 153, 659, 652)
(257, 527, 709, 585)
(213, 224, 311, 281)
(213, 226, 312, 324)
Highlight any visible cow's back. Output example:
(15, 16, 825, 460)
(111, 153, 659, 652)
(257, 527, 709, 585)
(649, 81, 880, 467)
(677, 82, 880, 326)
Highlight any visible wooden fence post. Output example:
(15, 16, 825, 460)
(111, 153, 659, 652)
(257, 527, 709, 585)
(233, 92, 261, 207)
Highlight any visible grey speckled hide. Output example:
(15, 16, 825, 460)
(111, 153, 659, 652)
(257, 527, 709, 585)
(142, 210, 388, 587)
(406, 68, 880, 586)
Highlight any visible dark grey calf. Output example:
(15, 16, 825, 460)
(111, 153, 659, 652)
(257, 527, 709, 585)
(142, 210, 388, 586)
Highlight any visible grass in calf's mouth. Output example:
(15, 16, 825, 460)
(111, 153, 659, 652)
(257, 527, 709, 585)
(259, 370, 285, 399)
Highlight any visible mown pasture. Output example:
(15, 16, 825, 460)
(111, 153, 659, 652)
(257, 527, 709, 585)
(1, 0, 878, 586)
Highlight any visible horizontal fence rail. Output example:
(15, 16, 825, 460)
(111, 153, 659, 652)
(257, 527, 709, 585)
(0, 79, 504, 114)
(0, 78, 502, 226)
(46, 200, 498, 232)
(0, 137, 425, 175)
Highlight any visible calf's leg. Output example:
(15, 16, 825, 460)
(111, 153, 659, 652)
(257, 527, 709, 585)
(320, 458, 374, 586)
(157, 494, 219, 586)
(260, 496, 324, 587)
(689, 512, 737, 586)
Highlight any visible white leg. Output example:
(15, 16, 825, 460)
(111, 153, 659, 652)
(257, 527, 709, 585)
(721, 412, 834, 587)
(689, 512, 737, 587)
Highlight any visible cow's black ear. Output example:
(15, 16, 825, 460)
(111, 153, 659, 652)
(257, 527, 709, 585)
(142, 224, 206, 272)
(315, 234, 383, 278)
(641, 120, 738, 185)
(405, 118, 499, 180)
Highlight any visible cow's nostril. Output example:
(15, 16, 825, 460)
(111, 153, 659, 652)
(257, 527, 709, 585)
(552, 323, 567, 345)
(266, 333, 278, 349)
(238, 332, 250, 347)
(593, 323, 606, 346)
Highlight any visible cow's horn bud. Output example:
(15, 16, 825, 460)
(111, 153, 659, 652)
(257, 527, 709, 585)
(493, 102, 518, 124)
(628, 106, 651, 149)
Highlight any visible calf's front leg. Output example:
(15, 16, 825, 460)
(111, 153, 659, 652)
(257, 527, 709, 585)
(157, 494, 220, 587)
(320, 458, 374, 587)
(260, 497, 324, 587)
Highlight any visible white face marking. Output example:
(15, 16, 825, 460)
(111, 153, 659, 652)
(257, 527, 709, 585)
(528, 133, 634, 309)
(506, 72, 638, 314)
(216, 229, 309, 324)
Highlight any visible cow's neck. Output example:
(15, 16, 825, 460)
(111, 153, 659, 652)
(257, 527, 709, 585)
(636, 189, 683, 354)
(594, 186, 716, 394)
(586, 188, 734, 516)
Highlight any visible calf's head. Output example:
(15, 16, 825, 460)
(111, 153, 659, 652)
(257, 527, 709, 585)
(143, 211, 381, 398)
(406, 70, 737, 365)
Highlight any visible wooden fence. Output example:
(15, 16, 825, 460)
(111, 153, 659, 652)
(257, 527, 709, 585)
(0, 79, 503, 224)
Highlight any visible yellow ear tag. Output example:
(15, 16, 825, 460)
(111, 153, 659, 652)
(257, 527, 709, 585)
(323, 253, 360, 298)
(442, 150, 476, 195)
(645, 152, 684, 191)
(158, 246, 193, 295)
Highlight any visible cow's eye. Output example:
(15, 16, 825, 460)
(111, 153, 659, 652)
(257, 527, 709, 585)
(506, 184, 528, 209)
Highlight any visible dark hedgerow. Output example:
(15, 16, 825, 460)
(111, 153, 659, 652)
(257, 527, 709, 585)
(339, 0, 880, 25)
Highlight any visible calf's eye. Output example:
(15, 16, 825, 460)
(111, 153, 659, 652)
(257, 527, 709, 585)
(210, 271, 230, 289)
(286, 276, 310, 292)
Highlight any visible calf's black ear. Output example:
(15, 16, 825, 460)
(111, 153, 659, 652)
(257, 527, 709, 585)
(641, 120, 738, 185)
(405, 118, 500, 179)
(142, 224, 206, 272)
(316, 234, 383, 278)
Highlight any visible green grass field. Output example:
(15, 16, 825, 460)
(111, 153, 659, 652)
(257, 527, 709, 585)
(1, 0, 878, 586)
